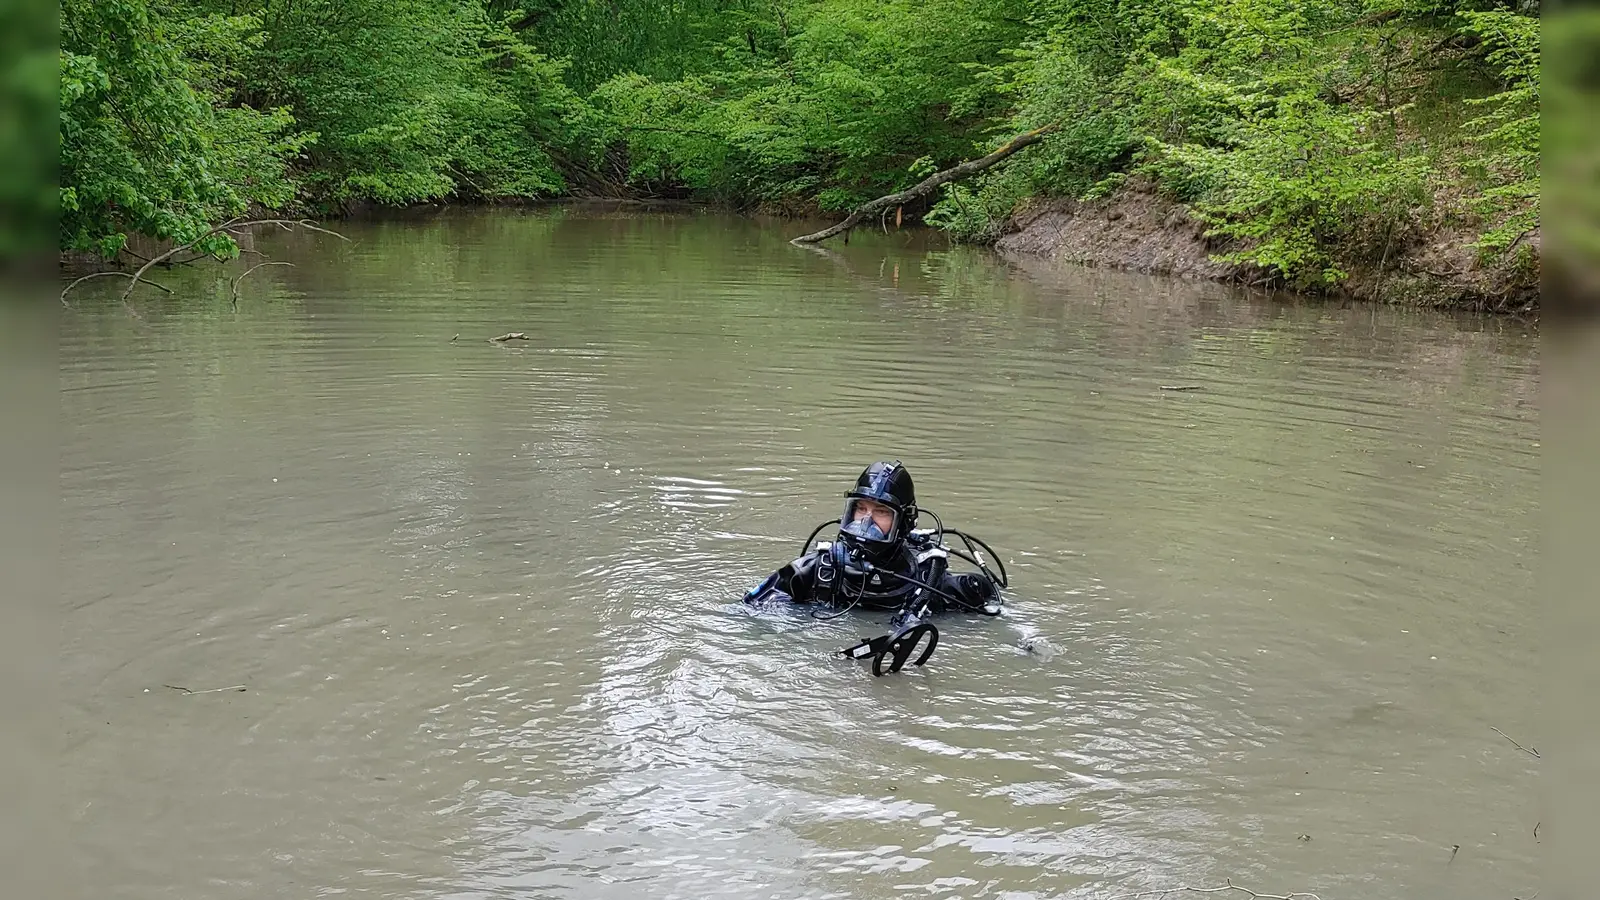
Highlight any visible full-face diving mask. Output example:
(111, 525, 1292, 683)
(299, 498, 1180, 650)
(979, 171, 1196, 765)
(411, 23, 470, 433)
(834, 460, 918, 564)
(837, 497, 901, 561)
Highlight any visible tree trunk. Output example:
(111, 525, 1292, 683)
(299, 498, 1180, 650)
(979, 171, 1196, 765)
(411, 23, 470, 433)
(790, 124, 1059, 245)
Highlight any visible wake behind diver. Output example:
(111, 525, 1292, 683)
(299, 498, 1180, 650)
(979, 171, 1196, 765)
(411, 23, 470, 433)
(741, 460, 1010, 676)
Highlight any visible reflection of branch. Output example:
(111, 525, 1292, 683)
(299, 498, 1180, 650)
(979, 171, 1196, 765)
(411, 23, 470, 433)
(1108, 881, 1322, 900)
(1491, 725, 1540, 758)
(790, 242, 850, 265)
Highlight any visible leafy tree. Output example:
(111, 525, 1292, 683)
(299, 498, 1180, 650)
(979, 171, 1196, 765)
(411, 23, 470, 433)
(60, 0, 307, 258)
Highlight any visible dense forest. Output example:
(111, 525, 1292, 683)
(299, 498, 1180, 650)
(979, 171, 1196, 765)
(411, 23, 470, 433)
(61, 0, 1539, 296)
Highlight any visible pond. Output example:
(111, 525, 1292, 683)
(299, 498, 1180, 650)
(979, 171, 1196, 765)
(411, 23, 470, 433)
(61, 207, 1540, 899)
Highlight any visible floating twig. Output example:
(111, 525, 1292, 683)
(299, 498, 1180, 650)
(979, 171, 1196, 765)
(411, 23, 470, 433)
(163, 684, 247, 695)
(1491, 725, 1540, 758)
(489, 332, 530, 343)
(1160, 385, 1204, 392)
(1106, 879, 1322, 900)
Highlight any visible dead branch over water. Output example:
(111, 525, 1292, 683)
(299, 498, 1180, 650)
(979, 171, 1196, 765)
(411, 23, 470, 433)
(61, 217, 348, 306)
(121, 218, 345, 303)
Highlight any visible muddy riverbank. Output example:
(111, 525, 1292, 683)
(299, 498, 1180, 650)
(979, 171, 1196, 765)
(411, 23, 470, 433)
(993, 179, 1539, 316)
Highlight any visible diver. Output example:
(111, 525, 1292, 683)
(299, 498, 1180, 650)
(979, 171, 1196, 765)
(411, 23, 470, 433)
(741, 460, 1009, 675)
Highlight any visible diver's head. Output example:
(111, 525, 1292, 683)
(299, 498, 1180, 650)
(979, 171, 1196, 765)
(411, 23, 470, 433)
(838, 460, 917, 563)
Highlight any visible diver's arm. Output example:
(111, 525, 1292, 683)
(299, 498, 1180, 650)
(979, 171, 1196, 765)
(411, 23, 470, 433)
(939, 570, 1001, 613)
(742, 552, 820, 604)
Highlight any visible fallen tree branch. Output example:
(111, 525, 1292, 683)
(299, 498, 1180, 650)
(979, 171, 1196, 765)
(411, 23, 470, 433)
(489, 332, 530, 343)
(226, 218, 351, 243)
(1106, 879, 1323, 900)
(60, 271, 175, 306)
(791, 123, 1060, 244)
(118, 217, 348, 304)
(230, 261, 295, 309)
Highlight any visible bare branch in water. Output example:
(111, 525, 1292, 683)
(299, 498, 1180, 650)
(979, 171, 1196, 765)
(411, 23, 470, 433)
(60, 271, 174, 306)
(230, 261, 295, 309)
(116, 217, 349, 304)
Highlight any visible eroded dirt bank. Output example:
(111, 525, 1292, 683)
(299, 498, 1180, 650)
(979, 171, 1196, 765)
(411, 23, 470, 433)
(993, 182, 1539, 315)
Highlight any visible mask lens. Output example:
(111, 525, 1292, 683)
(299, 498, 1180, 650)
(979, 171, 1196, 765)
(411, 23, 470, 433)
(842, 498, 896, 541)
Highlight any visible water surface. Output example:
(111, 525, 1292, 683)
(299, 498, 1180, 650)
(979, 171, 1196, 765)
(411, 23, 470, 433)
(61, 208, 1540, 900)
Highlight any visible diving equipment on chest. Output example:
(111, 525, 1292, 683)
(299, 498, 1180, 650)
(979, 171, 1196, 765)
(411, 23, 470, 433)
(798, 519, 1008, 676)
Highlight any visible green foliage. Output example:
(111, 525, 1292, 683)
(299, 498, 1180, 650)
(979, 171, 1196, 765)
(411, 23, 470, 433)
(588, 0, 1033, 209)
(927, 29, 1135, 239)
(60, 0, 308, 258)
(1163, 95, 1428, 286)
(0, 0, 59, 262)
(56, 0, 1542, 292)
(506, 0, 768, 93)
(1455, 9, 1539, 258)
(1541, 6, 1600, 277)
(60, 0, 596, 254)
(925, 0, 1540, 287)
(236, 0, 529, 205)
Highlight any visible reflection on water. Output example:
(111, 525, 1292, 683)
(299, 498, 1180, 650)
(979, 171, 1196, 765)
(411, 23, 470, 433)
(62, 208, 1538, 900)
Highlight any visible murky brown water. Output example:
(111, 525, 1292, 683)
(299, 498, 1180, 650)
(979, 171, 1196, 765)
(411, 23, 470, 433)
(61, 208, 1540, 900)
